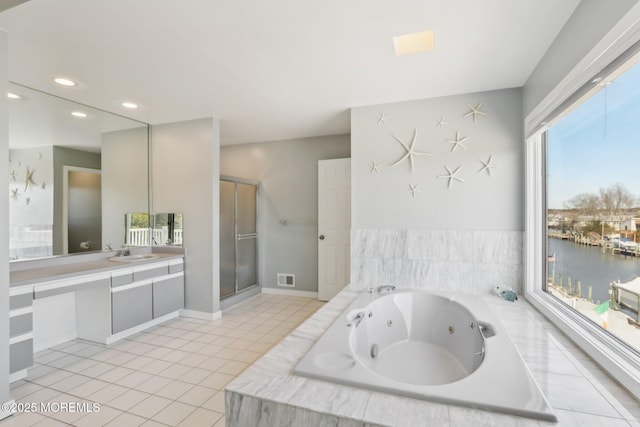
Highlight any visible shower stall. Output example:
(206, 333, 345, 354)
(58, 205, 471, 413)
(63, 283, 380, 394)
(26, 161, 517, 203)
(220, 177, 259, 298)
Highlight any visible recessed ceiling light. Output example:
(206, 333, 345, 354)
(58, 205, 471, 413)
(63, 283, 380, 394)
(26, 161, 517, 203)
(393, 30, 434, 56)
(71, 111, 88, 118)
(54, 77, 77, 87)
(121, 101, 138, 109)
(7, 92, 21, 100)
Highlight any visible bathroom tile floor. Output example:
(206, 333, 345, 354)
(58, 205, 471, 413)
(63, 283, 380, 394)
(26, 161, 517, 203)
(3, 294, 325, 426)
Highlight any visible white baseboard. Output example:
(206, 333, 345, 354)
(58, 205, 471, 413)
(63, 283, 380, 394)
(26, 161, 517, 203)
(105, 311, 180, 345)
(180, 309, 222, 321)
(0, 399, 15, 420)
(34, 331, 77, 353)
(9, 369, 27, 383)
(261, 287, 318, 298)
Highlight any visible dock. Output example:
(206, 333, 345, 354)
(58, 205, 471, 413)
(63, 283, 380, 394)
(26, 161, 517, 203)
(548, 232, 640, 257)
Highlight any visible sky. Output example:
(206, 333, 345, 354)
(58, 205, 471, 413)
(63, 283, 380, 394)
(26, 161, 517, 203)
(547, 58, 640, 210)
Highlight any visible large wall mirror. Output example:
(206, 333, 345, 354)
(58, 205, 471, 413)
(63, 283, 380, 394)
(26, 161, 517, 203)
(8, 83, 150, 260)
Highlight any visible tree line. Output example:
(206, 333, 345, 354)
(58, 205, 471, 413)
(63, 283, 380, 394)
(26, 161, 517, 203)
(564, 183, 638, 217)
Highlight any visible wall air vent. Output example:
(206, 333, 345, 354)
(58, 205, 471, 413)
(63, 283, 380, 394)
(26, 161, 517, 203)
(277, 273, 295, 288)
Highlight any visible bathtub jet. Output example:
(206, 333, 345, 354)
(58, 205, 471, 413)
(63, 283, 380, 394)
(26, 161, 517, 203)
(293, 288, 556, 422)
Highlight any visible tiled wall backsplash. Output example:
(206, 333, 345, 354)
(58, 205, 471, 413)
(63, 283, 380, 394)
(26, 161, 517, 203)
(351, 229, 523, 294)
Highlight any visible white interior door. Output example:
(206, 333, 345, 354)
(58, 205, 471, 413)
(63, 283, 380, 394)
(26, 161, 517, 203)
(318, 158, 351, 301)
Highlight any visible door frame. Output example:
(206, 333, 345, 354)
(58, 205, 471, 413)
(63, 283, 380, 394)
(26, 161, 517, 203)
(220, 175, 260, 298)
(62, 166, 102, 254)
(317, 158, 351, 301)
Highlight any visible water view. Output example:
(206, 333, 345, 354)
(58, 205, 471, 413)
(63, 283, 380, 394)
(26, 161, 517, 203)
(548, 238, 640, 304)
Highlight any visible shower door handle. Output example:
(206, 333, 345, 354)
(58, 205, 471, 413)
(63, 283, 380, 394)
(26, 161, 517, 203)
(237, 233, 258, 241)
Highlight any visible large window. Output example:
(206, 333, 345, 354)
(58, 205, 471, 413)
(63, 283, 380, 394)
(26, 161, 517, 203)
(544, 57, 640, 354)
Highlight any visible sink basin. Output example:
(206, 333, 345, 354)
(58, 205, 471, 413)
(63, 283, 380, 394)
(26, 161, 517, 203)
(108, 254, 160, 262)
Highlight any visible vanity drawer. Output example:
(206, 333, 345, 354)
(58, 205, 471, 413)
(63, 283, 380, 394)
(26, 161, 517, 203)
(133, 262, 169, 281)
(168, 259, 184, 274)
(10, 293, 33, 310)
(111, 281, 153, 334)
(10, 338, 33, 374)
(10, 312, 33, 337)
(153, 273, 184, 318)
(111, 268, 134, 288)
(34, 273, 111, 299)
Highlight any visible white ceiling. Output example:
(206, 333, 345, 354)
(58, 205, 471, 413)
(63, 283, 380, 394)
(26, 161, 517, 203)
(0, 0, 580, 146)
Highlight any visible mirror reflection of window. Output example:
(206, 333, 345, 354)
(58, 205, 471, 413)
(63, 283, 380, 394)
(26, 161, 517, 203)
(125, 213, 183, 247)
(7, 82, 150, 260)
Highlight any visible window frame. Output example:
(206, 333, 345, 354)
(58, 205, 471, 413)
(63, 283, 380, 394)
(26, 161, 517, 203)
(524, 34, 640, 398)
(525, 131, 640, 399)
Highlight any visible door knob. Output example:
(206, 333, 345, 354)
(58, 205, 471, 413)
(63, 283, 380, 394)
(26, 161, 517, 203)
(319, 235, 325, 240)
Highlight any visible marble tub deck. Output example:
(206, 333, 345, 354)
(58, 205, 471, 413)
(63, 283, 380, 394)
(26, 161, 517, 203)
(225, 286, 640, 426)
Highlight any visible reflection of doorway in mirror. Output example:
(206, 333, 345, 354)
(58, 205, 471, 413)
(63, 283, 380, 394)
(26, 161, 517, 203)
(63, 166, 102, 253)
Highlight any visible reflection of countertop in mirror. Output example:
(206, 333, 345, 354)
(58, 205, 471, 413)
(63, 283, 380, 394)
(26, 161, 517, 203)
(10, 249, 184, 287)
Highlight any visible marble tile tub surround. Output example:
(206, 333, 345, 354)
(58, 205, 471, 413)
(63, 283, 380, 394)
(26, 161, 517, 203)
(351, 229, 523, 294)
(226, 285, 640, 427)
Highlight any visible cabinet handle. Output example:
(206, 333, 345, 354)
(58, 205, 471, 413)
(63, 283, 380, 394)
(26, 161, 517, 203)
(319, 235, 325, 240)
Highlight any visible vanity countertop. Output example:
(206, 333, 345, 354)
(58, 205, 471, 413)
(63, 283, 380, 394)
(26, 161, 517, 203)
(10, 251, 184, 288)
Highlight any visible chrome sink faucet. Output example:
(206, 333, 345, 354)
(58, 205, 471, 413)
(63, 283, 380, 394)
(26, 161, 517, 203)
(119, 245, 131, 256)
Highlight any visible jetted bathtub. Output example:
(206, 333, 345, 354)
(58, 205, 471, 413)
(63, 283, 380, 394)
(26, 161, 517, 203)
(293, 287, 556, 422)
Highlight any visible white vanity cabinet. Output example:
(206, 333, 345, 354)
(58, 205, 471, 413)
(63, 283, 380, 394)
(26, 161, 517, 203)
(9, 287, 34, 376)
(110, 259, 184, 335)
(9, 255, 185, 381)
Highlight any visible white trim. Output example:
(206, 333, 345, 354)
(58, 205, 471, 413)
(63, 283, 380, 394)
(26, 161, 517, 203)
(527, 291, 640, 398)
(261, 287, 318, 299)
(9, 370, 27, 383)
(151, 272, 184, 283)
(33, 331, 76, 353)
(525, 2, 640, 136)
(9, 286, 33, 297)
(0, 399, 16, 419)
(110, 279, 152, 293)
(33, 272, 110, 293)
(9, 332, 33, 345)
(105, 311, 179, 345)
(525, 131, 640, 400)
(111, 268, 133, 278)
(132, 260, 169, 273)
(180, 309, 222, 321)
(9, 306, 33, 318)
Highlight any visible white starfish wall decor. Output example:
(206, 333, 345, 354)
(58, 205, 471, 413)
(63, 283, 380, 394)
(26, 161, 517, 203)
(377, 112, 387, 125)
(369, 161, 381, 173)
(446, 132, 468, 152)
(464, 102, 487, 123)
(478, 155, 499, 176)
(438, 165, 464, 189)
(11, 188, 19, 201)
(390, 129, 432, 174)
(24, 166, 37, 192)
(407, 184, 420, 198)
(435, 117, 447, 128)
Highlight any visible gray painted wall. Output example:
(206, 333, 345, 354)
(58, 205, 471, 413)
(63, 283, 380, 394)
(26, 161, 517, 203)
(351, 88, 523, 231)
(523, 0, 639, 117)
(102, 127, 149, 250)
(220, 135, 351, 293)
(0, 29, 9, 406)
(151, 118, 221, 315)
(52, 147, 100, 254)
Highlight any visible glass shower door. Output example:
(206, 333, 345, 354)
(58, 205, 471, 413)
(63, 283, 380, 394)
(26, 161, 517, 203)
(236, 183, 257, 292)
(220, 180, 237, 298)
(219, 178, 258, 298)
